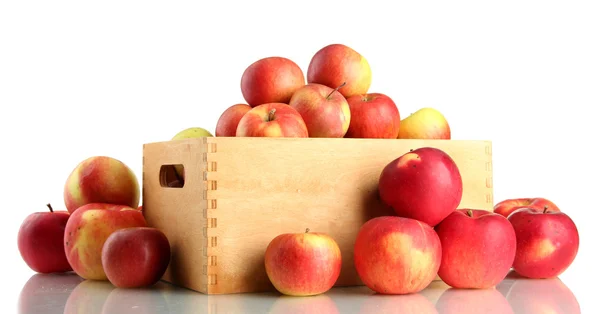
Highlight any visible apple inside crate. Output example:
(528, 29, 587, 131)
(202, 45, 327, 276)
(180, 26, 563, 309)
(142, 136, 493, 295)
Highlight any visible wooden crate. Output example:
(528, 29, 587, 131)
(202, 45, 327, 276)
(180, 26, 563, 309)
(142, 137, 493, 295)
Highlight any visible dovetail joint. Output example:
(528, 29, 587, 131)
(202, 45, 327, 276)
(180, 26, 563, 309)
(203, 141, 218, 287)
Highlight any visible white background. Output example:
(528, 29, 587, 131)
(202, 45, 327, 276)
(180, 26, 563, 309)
(1, 0, 599, 312)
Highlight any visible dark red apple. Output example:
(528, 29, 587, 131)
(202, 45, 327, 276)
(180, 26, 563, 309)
(17, 203, 72, 273)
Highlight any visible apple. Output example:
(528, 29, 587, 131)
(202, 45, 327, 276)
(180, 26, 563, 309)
(236, 102, 309, 138)
(436, 287, 514, 314)
(344, 93, 400, 139)
(288, 82, 351, 138)
(354, 216, 442, 295)
(378, 147, 463, 227)
(215, 103, 252, 137)
(264, 228, 342, 296)
(241, 56, 305, 107)
(63, 156, 140, 214)
(307, 43, 371, 98)
(494, 197, 560, 218)
(507, 207, 579, 279)
(435, 209, 517, 289)
(17, 203, 72, 274)
(102, 227, 171, 288)
(64, 203, 147, 280)
(397, 107, 451, 139)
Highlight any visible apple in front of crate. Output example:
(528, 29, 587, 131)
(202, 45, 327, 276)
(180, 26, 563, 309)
(64, 203, 147, 281)
(63, 156, 140, 214)
(215, 104, 252, 137)
(307, 43, 372, 98)
(397, 107, 451, 139)
(494, 197, 560, 218)
(435, 209, 516, 289)
(102, 227, 171, 288)
(288, 83, 351, 138)
(354, 216, 442, 294)
(378, 147, 463, 227)
(236, 102, 309, 138)
(241, 56, 305, 107)
(265, 228, 342, 296)
(508, 207, 579, 279)
(344, 93, 400, 139)
(17, 204, 72, 274)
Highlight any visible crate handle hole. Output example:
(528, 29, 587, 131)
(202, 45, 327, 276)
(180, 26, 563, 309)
(159, 164, 185, 188)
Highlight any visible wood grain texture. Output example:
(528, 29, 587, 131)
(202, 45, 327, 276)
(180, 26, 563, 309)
(143, 137, 493, 295)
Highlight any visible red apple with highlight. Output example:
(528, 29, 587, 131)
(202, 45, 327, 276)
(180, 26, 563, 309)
(378, 147, 463, 227)
(241, 56, 305, 107)
(354, 216, 442, 295)
(215, 103, 252, 137)
(345, 93, 400, 139)
(494, 197, 560, 218)
(236, 102, 308, 138)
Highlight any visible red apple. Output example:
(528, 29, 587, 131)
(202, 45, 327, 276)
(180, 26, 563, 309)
(241, 56, 305, 107)
(494, 197, 560, 218)
(264, 228, 342, 296)
(435, 209, 517, 289)
(378, 147, 463, 227)
(288, 83, 351, 138)
(17, 204, 72, 274)
(64, 203, 148, 280)
(508, 207, 579, 279)
(63, 156, 140, 214)
(344, 93, 400, 139)
(236, 102, 309, 138)
(436, 287, 514, 314)
(215, 103, 252, 137)
(354, 216, 442, 295)
(307, 43, 371, 98)
(101, 227, 171, 288)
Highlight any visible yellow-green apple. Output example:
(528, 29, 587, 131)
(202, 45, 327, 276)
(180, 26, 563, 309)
(101, 227, 171, 288)
(307, 43, 371, 98)
(215, 103, 252, 137)
(241, 56, 305, 107)
(64, 203, 147, 280)
(507, 207, 579, 279)
(236, 102, 309, 138)
(17, 204, 72, 273)
(63, 156, 140, 214)
(378, 147, 463, 227)
(344, 93, 400, 138)
(494, 197, 560, 218)
(170, 127, 214, 182)
(503, 271, 581, 314)
(264, 228, 342, 296)
(397, 107, 451, 139)
(434, 209, 517, 289)
(436, 287, 513, 314)
(288, 82, 351, 138)
(354, 216, 442, 295)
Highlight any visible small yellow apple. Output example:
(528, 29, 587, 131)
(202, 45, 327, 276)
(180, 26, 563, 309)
(397, 107, 451, 139)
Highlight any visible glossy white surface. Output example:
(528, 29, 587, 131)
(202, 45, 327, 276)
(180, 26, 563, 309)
(17, 270, 583, 314)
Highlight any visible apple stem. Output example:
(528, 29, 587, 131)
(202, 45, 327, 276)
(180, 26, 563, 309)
(326, 81, 347, 99)
(305, 228, 310, 233)
(543, 205, 548, 213)
(268, 109, 276, 122)
(47, 203, 54, 213)
(466, 209, 473, 217)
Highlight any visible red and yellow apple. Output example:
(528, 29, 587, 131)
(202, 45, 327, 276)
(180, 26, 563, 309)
(434, 209, 517, 289)
(494, 197, 560, 218)
(307, 43, 371, 98)
(63, 156, 140, 214)
(264, 228, 342, 296)
(64, 203, 147, 280)
(508, 207, 579, 279)
(241, 56, 305, 107)
(344, 93, 400, 139)
(397, 107, 451, 139)
(102, 227, 171, 288)
(378, 147, 463, 227)
(288, 83, 351, 138)
(354, 216, 442, 295)
(236, 102, 309, 138)
(18, 204, 72, 274)
(215, 103, 252, 137)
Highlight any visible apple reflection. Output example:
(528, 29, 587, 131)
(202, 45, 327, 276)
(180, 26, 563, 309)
(436, 287, 513, 314)
(358, 292, 438, 314)
(18, 272, 83, 314)
(62, 280, 115, 314)
(268, 294, 339, 314)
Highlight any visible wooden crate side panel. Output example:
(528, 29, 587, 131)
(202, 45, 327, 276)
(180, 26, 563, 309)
(204, 137, 493, 294)
(142, 139, 209, 294)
